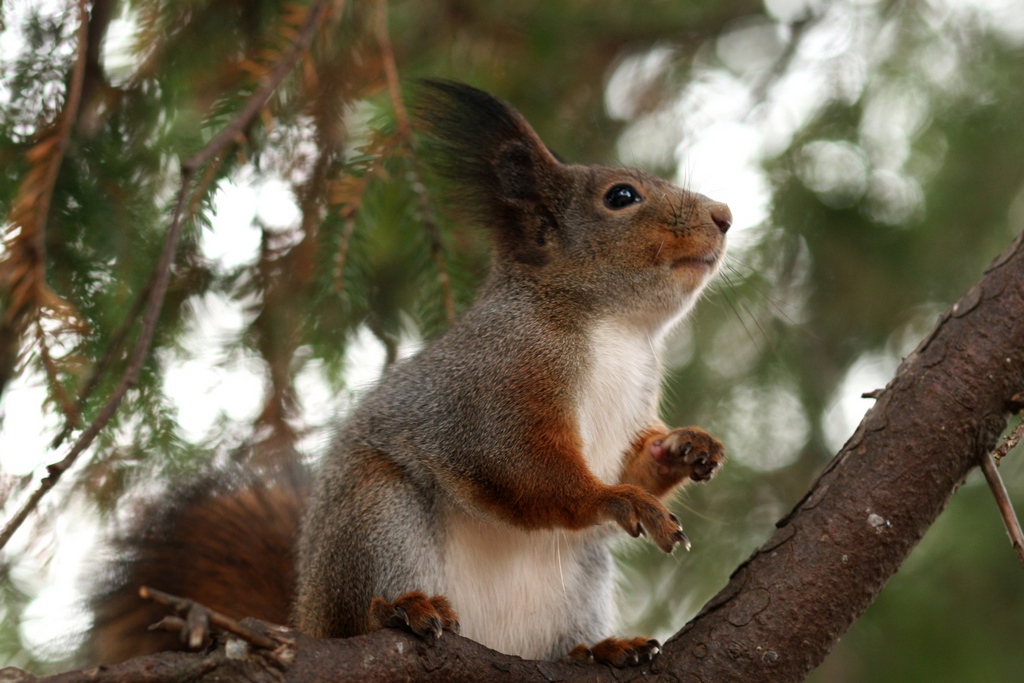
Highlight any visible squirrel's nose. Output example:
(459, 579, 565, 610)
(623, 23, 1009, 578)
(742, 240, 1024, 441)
(708, 202, 732, 234)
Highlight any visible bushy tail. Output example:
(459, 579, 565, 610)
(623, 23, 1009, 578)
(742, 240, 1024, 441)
(86, 463, 309, 665)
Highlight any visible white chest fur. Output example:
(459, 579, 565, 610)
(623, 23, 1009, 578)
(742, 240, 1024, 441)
(441, 516, 613, 660)
(575, 321, 662, 483)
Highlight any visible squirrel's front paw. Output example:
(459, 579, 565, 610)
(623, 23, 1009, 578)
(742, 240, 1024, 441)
(649, 426, 725, 483)
(603, 485, 689, 553)
(369, 592, 460, 645)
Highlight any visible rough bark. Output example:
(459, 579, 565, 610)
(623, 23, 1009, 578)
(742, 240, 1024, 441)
(10, 228, 1024, 682)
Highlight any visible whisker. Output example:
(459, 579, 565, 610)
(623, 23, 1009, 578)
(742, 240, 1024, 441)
(716, 270, 769, 351)
(722, 262, 798, 327)
(720, 261, 820, 345)
(654, 238, 666, 263)
(671, 496, 729, 525)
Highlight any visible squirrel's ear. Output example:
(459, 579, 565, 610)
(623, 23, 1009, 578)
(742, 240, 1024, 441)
(413, 80, 565, 266)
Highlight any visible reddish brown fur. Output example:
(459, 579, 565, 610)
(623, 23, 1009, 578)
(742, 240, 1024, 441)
(452, 367, 687, 553)
(620, 425, 725, 498)
(563, 636, 662, 668)
(87, 465, 308, 665)
(369, 592, 459, 642)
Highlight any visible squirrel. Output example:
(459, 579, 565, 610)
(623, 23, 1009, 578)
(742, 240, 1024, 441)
(87, 80, 731, 668)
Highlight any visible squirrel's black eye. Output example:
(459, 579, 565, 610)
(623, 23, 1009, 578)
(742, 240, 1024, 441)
(604, 183, 643, 210)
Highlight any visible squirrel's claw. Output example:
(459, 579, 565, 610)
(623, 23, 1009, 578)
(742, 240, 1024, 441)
(674, 528, 692, 552)
(368, 592, 459, 645)
(666, 514, 691, 551)
(563, 636, 663, 668)
(603, 486, 690, 553)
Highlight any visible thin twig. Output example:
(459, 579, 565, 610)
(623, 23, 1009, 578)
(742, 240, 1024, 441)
(993, 417, 1024, 464)
(35, 318, 81, 430)
(49, 276, 152, 450)
(0, 0, 331, 553)
(185, 150, 227, 221)
(332, 216, 358, 294)
(980, 433, 1024, 569)
(375, 0, 455, 325)
(148, 615, 188, 634)
(375, 0, 410, 137)
(139, 586, 288, 652)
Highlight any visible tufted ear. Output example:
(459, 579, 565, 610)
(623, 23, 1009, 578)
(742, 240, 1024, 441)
(413, 80, 566, 267)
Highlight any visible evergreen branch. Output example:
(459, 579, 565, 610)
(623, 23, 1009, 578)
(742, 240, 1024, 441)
(0, 172, 191, 552)
(50, 0, 316, 452)
(328, 130, 400, 294)
(332, 217, 358, 295)
(49, 152, 225, 454)
(245, 133, 341, 463)
(182, 0, 332, 175)
(76, 0, 115, 134)
(375, 0, 455, 325)
(407, 161, 456, 326)
(0, 0, 90, 399)
(128, 0, 168, 85)
(48, 275, 154, 451)
(375, 0, 410, 138)
(0, 0, 333, 553)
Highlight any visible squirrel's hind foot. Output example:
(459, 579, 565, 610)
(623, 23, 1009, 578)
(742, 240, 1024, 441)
(369, 592, 460, 644)
(562, 636, 661, 667)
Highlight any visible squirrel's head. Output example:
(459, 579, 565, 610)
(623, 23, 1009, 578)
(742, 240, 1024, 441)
(414, 80, 731, 332)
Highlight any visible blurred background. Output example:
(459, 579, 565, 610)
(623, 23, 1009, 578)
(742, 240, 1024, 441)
(1, 0, 1023, 679)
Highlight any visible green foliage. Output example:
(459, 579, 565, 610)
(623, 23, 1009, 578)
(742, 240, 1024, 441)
(1, 0, 1022, 679)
